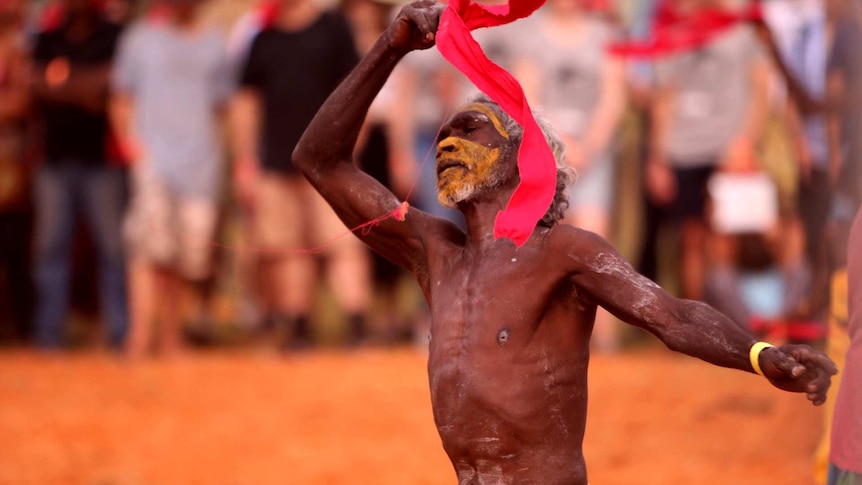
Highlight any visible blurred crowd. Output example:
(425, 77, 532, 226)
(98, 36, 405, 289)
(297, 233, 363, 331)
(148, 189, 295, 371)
(0, 0, 859, 365)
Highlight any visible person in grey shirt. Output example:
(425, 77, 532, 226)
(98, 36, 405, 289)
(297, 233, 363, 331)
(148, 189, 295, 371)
(513, 0, 627, 352)
(111, 0, 232, 357)
(646, 0, 770, 303)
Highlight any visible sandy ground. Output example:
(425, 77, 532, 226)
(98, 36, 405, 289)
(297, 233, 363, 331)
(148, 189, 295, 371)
(0, 346, 824, 485)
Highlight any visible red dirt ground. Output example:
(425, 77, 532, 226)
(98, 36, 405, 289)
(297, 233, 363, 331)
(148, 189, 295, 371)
(0, 347, 824, 485)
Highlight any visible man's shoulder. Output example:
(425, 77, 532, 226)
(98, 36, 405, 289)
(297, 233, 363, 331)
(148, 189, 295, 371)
(544, 224, 610, 261)
(545, 223, 603, 244)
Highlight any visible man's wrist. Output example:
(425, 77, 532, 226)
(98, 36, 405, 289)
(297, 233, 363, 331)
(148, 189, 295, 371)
(380, 29, 412, 60)
(749, 341, 775, 377)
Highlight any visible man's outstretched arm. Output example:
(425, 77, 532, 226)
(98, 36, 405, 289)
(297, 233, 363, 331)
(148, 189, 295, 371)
(563, 229, 837, 405)
(293, 1, 445, 272)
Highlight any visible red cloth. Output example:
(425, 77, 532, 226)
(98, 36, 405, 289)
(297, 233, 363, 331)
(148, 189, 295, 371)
(436, 0, 554, 247)
(609, 2, 763, 58)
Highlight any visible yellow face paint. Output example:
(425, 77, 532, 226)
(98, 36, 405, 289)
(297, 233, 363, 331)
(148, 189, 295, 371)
(436, 136, 503, 207)
(457, 103, 510, 140)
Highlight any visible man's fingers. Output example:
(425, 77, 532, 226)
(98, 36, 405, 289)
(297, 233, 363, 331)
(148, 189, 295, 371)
(788, 346, 839, 375)
(809, 393, 826, 406)
(769, 352, 805, 378)
(808, 380, 829, 406)
(408, 11, 434, 41)
(767, 345, 839, 406)
(814, 353, 839, 375)
(807, 370, 832, 393)
(405, 2, 443, 43)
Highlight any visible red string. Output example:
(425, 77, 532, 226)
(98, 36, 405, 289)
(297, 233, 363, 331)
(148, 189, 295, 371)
(203, 202, 408, 256)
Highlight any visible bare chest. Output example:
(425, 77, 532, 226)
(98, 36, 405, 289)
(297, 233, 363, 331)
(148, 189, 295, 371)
(423, 248, 589, 413)
(425, 251, 557, 352)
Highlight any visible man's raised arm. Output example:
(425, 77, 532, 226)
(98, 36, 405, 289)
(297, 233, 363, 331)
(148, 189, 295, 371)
(292, 1, 445, 271)
(561, 228, 837, 406)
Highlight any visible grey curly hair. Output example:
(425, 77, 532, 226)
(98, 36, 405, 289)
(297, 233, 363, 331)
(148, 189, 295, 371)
(468, 94, 577, 227)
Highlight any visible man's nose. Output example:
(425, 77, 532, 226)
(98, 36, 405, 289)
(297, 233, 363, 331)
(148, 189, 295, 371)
(437, 137, 459, 156)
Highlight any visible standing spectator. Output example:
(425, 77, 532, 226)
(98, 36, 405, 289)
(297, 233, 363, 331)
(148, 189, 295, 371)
(0, 0, 32, 344)
(751, 1, 862, 481)
(762, 0, 831, 329)
(514, 0, 627, 351)
(343, 0, 417, 343)
(628, 0, 668, 286)
(230, 0, 371, 348)
(647, 0, 770, 302)
(30, 0, 127, 349)
(826, 208, 861, 485)
(823, 1, 862, 482)
(112, 0, 231, 357)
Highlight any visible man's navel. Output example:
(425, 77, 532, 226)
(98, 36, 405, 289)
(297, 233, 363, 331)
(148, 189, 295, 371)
(497, 328, 510, 346)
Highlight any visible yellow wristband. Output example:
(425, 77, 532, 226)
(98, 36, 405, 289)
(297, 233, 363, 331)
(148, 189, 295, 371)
(749, 342, 774, 377)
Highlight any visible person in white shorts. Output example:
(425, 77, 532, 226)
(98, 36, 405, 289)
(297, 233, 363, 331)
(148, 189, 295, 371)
(111, 0, 232, 357)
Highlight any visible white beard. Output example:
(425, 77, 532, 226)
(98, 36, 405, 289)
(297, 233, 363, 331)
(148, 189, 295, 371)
(437, 168, 507, 209)
(439, 182, 478, 208)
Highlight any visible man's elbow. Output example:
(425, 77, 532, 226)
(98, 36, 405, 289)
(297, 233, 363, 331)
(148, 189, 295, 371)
(291, 138, 331, 182)
(290, 143, 314, 178)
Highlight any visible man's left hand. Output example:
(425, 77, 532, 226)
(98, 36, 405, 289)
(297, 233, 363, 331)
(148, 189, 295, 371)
(759, 344, 838, 406)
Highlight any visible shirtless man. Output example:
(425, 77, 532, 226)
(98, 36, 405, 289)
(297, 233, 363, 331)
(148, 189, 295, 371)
(292, 2, 839, 483)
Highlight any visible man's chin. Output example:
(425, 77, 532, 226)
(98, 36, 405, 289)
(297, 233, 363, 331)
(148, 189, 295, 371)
(437, 195, 461, 209)
(437, 185, 476, 209)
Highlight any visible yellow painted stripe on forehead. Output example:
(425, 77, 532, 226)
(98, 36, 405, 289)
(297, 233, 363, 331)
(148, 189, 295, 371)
(458, 102, 510, 140)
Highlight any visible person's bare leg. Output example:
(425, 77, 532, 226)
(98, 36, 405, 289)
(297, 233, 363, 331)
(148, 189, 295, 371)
(774, 216, 813, 318)
(237, 227, 265, 331)
(775, 216, 806, 269)
(156, 268, 185, 356)
(680, 219, 708, 301)
(708, 231, 737, 267)
(567, 207, 618, 352)
(275, 253, 317, 345)
(328, 243, 372, 344)
(703, 232, 749, 327)
(125, 258, 156, 358)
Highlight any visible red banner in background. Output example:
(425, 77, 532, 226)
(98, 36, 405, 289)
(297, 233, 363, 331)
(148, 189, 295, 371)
(436, 0, 555, 247)
(609, 2, 763, 58)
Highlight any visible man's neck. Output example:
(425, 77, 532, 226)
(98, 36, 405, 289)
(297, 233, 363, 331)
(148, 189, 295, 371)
(459, 191, 518, 252)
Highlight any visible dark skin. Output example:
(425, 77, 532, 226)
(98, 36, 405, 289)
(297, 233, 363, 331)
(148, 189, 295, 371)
(293, 2, 839, 483)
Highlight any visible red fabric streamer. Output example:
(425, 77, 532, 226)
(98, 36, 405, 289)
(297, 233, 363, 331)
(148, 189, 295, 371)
(436, 0, 554, 247)
(609, 2, 763, 58)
